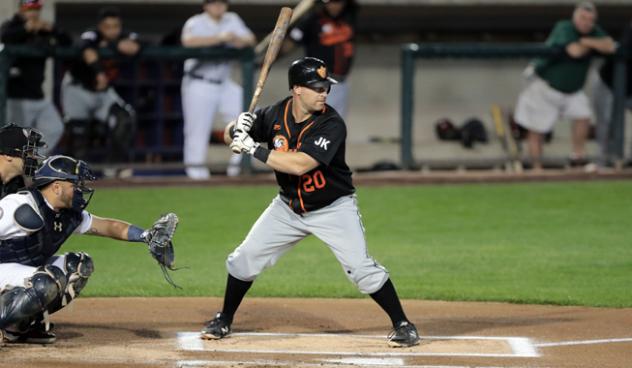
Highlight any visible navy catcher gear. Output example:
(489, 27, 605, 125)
(0, 265, 66, 330)
(33, 155, 96, 211)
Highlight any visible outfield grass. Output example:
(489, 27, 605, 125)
(61, 181, 632, 307)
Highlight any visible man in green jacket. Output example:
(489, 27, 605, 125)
(513, 1, 615, 171)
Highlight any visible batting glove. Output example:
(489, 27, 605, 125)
(235, 112, 256, 134)
(230, 130, 259, 154)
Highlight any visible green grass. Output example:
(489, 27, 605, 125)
(61, 181, 632, 307)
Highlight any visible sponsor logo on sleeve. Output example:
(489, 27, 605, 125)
(273, 135, 289, 152)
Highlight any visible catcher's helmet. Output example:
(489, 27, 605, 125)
(0, 123, 46, 177)
(288, 57, 338, 90)
(33, 155, 95, 188)
(33, 155, 96, 210)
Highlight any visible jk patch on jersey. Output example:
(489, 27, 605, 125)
(314, 137, 330, 150)
(273, 135, 289, 152)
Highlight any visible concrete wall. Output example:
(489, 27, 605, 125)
(207, 44, 632, 170)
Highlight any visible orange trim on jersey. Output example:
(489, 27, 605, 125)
(319, 23, 353, 47)
(296, 121, 316, 150)
(283, 100, 292, 139)
(297, 179, 306, 213)
(295, 120, 317, 213)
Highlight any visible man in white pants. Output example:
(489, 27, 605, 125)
(181, 0, 255, 179)
(513, 2, 615, 170)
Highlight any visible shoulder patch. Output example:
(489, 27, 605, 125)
(14, 204, 44, 232)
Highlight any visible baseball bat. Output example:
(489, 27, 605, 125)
(254, 0, 315, 56)
(491, 104, 523, 173)
(248, 7, 293, 113)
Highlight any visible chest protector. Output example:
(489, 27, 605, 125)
(0, 190, 83, 266)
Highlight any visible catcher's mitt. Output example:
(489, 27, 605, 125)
(144, 213, 180, 288)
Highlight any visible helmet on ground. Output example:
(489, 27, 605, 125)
(288, 57, 338, 90)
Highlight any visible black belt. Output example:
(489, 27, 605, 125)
(186, 73, 223, 84)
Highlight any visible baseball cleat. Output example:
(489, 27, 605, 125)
(2, 324, 56, 345)
(200, 312, 232, 340)
(387, 321, 420, 348)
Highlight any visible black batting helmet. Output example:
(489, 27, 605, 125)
(288, 57, 338, 90)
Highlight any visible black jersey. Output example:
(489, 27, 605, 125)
(250, 97, 355, 214)
(0, 175, 26, 199)
(290, 6, 357, 79)
(0, 14, 71, 99)
(69, 28, 139, 91)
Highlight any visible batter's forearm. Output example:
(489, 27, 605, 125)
(265, 151, 318, 176)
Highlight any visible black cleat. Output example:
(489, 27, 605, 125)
(200, 312, 232, 340)
(2, 324, 56, 345)
(387, 321, 420, 348)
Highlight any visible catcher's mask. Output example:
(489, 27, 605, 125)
(34, 155, 96, 211)
(0, 123, 46, 177)
(288, 57, 338, 92)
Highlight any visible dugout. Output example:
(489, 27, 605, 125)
(2, 0, 632, 171)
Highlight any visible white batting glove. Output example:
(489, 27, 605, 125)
(230, 130, 259, 155)
(235, 112, 256, 134)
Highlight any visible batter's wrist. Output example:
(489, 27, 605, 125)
(252, 145, 270, 163)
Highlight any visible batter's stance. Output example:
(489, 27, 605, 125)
(201, 57, 420, 348)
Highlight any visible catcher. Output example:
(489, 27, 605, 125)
(0, 155, 178, 344)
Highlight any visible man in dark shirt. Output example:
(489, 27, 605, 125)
(61, 6, 138, 163)
(287, 0, 358, 119)
(0, 0, 70, 155)
(200, 57, 420, 348)
(592, 22, 632, 167)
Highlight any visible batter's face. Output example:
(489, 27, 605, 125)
(573, 8, 596, 35)
(98, 16, 122, 41)
(294, 85, 328, 113)
(204, 1, 228, 20)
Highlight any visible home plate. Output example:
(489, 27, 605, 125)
(177, 332, 539, 358)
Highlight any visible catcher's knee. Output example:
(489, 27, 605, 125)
(0, 265, 66, 328)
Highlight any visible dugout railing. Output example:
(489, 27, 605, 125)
(401, 43, 629, 170)
(0, 44, 255, 171)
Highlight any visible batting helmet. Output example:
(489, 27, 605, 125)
(288, 57, 338, 90)
(0, 123, 46, 177)
(33, 155, 96, 210)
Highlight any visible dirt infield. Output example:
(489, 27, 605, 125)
(1, 298, 630, 368)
